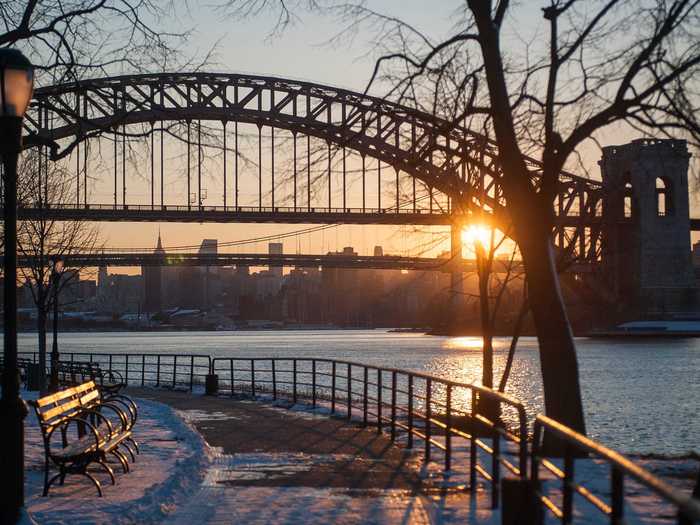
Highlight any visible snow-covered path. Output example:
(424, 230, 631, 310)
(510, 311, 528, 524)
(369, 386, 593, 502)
(24, 396, 207, 524)
(22, 389, 698, 524)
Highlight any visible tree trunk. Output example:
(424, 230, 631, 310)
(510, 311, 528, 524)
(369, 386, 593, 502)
(477, 250, 493, 389)
(519, 232, 586, 436)
(37, 307, 48, 392)
(498, 298, 528, 392)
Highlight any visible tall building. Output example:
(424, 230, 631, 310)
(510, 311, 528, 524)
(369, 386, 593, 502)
(199, 239, 218, 309)
(269, 242, 283, 278)
(143, 232, 165, 313)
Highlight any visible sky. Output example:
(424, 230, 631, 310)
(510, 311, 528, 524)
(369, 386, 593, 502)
(42, 1, 698, 267)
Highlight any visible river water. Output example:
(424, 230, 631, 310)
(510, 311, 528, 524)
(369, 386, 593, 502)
(18, 330, 699, 456)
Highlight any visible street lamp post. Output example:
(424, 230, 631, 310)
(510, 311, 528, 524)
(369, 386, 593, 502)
(49, 259, 63, 393)
(0, 48, 34, 524)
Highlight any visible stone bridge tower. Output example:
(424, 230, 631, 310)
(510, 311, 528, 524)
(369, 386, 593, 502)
(600, 139, 696, 316)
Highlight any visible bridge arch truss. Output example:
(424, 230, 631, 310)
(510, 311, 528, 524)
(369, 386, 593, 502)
(20, 72, 604, 265)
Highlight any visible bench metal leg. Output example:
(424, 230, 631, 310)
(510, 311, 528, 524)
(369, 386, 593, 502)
(96, 460, 116, 485)
(127, 437, 140, 455)
(45, 471, 64, 496)
(79, 471, 103, 497)
(121, 442, 136, 463)
(110, 450, 129, 473)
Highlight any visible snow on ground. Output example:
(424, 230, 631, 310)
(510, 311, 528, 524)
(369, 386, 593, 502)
(20, 389, 698, 524)
(24, 395, 207, 524)
(167, 405, 499, 525)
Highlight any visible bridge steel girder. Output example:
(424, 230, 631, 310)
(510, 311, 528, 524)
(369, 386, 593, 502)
(16, 205, 455, 225)
(9, 252, 594, 274)
(21, 72, 606, 266)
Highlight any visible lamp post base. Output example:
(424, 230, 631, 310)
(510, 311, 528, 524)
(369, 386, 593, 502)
(0, 381, 28, 524)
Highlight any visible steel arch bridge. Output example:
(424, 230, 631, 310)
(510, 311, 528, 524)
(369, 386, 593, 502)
(20, 72, 604, 265)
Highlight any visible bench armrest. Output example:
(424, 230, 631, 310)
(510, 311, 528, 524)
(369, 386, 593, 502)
(45, 415, 101, 458)
(103, 394, 138, 426)
(80, 408, 115, 440)
(96, 402, 130, 432)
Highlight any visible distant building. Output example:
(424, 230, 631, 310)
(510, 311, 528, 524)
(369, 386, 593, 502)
(269, 242, 283, 278)
(199, 239, 218, 309)
(143, 232, 165, 313)
(373, 245, 383, 257)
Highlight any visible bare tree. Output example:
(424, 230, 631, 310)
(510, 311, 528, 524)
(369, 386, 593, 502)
(0, 1, 190, 83)
(15, 150, 101, 390)
(223, 0, 700, 433)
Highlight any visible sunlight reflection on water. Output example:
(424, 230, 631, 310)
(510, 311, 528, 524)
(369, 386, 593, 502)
(442, 336, 484, 350)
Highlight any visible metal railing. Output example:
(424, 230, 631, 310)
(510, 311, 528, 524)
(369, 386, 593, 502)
(17, 349, 699, 521)
(18, 351, 211, 392)
(531, 414, 700, 524)
(29, 202, 452, 216)
(211, 356, 528, 508)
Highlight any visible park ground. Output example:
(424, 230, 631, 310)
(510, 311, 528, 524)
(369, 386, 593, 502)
(21, 389, 698, 524)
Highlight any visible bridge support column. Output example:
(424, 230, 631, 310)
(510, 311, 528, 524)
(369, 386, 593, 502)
(450, 222, 464, 330)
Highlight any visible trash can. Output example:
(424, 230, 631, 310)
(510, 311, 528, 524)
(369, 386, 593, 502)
(26, 363, 44, 391)
(205, 374, 218, 396)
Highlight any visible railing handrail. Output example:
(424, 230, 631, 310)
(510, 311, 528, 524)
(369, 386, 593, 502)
(18, 349, 698, 522)
(534, 414, 700, 522)
(210, 356, 526, 412)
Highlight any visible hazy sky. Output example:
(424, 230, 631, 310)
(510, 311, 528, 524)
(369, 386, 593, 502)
(64, 2, 696, 265)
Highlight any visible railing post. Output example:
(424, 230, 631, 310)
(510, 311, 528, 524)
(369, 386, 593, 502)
(377, 369, 382, 434)
(331, 361, 336, 414)
(190, 355, 194, 391)
(425, 378, 432, 461)
(141, 355, 145, 386)
(363, 366, 368, 427)
(250, 359, 256, 397)
(272, 359, 277, 400)
(407, 375, 414, 449)
(171, 355, 176, 388)
(125, 354, 130, 385)
(109, 354, 113, 380)
(293, 359, 297, 405)
(470, 389, 478, 493)
(156, 354, 161, 387)
(230, 359, 235, 395)
(445, 384, 452, 472)
(563, 444, 574, 524)
(312, 360, 317, 408)
(492, 421, 501, 509)
(390, 370, 397, 442)
(347, 363, 352, 420)
(611, 466, 624, 525)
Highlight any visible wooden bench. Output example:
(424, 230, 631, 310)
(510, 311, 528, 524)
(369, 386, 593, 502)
(57, 362, 125, 394)
(29, 381, 139, 496)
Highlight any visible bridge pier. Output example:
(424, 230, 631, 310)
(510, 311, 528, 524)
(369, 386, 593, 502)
(450, 222, 464, 330)
(600, 139, 697, 317)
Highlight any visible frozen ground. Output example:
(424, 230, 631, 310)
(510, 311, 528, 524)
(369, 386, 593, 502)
(23, 394, 207, 524)
(21, 390, 698, 524)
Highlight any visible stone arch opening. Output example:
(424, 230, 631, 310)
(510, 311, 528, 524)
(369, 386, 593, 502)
(623, 174, 634, 218)
(656, 176, 673, 217)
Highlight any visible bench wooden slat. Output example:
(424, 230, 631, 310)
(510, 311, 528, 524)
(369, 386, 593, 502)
(35, 380, 96, 407)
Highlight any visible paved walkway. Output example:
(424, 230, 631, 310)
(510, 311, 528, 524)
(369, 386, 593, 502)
(129, 388, 493, 524)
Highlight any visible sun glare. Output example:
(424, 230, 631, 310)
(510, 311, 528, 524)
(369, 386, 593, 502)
(443, 337, 484, 350)
(461, 225, 492, 248)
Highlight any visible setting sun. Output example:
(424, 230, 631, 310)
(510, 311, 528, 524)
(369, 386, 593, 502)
(461, 224, 492, 248)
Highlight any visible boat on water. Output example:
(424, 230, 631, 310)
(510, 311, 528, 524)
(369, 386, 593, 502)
(588, 319, 700, 337)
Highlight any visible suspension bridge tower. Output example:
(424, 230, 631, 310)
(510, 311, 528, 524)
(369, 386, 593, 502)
(600, 138, 697, 316)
